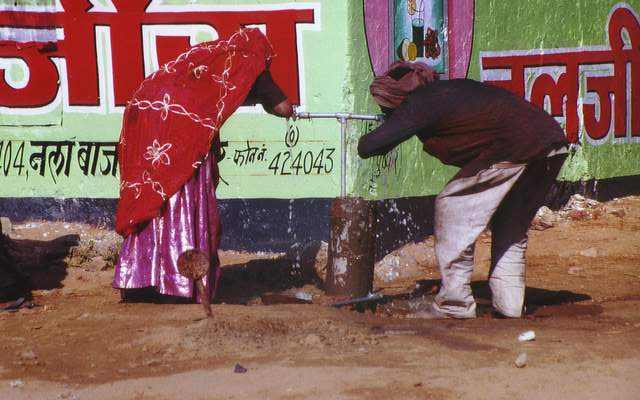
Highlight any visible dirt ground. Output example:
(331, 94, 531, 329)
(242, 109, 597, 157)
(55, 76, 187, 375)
(1, 196, 639, 400)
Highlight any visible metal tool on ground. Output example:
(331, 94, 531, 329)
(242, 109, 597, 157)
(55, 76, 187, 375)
(331, 292, 384, 308)
(294, 111, 384, 303)
(177, 249, 212, 318)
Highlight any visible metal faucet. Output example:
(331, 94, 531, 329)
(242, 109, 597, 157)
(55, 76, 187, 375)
(293, 109, 385, 197)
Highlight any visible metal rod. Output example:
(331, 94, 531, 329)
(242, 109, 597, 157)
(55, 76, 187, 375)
(295, 111, 385, 122)
(294, 111, 385, 197)
(339, 116, 347, 197)
(331, 292, 383, 307)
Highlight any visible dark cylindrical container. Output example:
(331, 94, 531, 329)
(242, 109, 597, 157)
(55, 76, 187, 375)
(412, 18, 425, 58)
(325, 197, 375, 297)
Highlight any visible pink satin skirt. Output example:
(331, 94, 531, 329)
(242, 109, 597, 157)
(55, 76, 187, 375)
(112, 153, 221, 302)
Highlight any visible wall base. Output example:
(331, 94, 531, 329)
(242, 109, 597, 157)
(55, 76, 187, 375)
(0, 175, 638, 255)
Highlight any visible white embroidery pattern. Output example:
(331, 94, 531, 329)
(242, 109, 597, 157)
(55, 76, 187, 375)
(149, 29, 248, 80)
(143, 139, 172, 168)
(124, 28, 271, 203)
(130, 93, 216, 130)
(121, 170, 168, 201)
(131, 29, 256, 148)
(190, 63, 208, 79)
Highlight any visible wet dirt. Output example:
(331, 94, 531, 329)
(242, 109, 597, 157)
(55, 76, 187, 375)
(0, 197, 639, 399)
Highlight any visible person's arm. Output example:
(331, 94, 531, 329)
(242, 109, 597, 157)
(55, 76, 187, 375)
(357, 97, 426, 159)
(244, 71, 293, 118)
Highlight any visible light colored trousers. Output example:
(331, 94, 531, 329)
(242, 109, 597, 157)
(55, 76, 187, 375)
(433, 153, 567, 318)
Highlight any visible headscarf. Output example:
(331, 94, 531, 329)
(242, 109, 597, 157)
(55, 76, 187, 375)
(115, 28, 273, 237)
(370, 61, 437, 109)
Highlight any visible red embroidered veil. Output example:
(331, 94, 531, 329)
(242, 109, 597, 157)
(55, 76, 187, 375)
(115, 28, 272, 237)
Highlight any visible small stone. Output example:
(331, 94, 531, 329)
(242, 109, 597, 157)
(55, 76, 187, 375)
(9, 379, 24, 388)
(302, 334, 323, 346)
(294, 291, 313, 301)
(514, 352, 527, 368)
(568, 209, 590, 221)
(518, 330, 536, 342)
(567, 266, 583, 275)
(585, 198, 599, 207)
(579, 248, 599, 257)
(531, 206, 557, 230)
(605, 206, 626, 218)
(19, 350, 37, 361)
(233, 364, 247, 374)
(0, 217, 11, 235)
(572, 194, 586, 202)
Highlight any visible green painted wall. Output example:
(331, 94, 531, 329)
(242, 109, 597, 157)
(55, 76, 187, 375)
(469, 0, 640, 183)
(0, 1, 351, 200)
(353, 0, 640, 200)
(1, 0, 639, 204)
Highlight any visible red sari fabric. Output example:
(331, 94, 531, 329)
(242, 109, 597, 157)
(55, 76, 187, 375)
(116, 28, 272, 237)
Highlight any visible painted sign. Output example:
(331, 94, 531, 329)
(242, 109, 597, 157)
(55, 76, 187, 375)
(1, 0, 638, 205)
(356, 0, 640, 199)
(0, 0, 345, 200)
(0, 2, 313, 110)
(392, 0, 447, 73)
(480, 3, 640, 146)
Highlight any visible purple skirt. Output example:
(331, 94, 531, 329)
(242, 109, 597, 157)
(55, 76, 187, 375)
(113, 153, 221, 302)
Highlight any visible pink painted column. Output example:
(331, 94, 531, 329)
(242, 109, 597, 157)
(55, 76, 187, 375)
(364, 0, 390, 76)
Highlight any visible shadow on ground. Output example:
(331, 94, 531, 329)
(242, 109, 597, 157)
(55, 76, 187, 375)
(10, 235, 80, 291)
(375, 279, 595, 318)
(215, 256, 322, 304)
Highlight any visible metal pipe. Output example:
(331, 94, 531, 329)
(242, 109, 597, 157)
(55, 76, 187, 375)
(295, 111, 385, 122)
(294, 110, 385, 197)
(339, 116, 347, 196)
(325, 197, 375, 298)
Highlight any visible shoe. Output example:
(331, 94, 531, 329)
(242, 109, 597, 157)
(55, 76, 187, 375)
(406, 305, 453, 319)
(406, 297, 455, 319)
(406, 298, 476, 319)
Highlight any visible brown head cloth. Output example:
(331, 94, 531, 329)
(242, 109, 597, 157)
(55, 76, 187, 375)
(370, 61, 437, 109)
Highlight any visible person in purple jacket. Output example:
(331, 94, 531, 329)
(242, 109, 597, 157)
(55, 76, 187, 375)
(358, 62, 568, 319)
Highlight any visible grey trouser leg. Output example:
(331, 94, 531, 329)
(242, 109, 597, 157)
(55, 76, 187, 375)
(489, 154, 567, 317)
(433, 164, 526, 318)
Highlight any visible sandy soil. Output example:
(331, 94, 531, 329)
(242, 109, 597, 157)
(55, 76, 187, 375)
(1, 197, 639, 400)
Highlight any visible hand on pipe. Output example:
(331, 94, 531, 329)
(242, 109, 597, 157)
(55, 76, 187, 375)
(265, 99, 294, 119)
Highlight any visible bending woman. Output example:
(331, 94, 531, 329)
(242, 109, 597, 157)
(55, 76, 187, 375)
(113, 28, 292, 303)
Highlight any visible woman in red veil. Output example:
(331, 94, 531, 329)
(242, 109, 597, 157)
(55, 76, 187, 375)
(113, 28, 292, 303)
